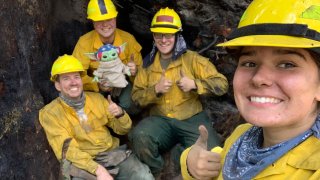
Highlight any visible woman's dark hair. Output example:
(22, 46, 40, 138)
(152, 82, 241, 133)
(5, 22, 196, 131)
(304, 49, 320, 112)
(308, 50, 320, 70)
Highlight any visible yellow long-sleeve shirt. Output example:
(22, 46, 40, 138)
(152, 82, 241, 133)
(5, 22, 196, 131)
(132, 50, 228, 120)
(72, 29, 142, 92)
(181, 124, 320, 180)
(39, 92, 132, 174)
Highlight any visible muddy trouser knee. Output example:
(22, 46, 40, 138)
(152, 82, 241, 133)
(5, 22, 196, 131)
(116, 154, 154, 180)
(128, 116, 176, 176)
(177, 111, 221, 148)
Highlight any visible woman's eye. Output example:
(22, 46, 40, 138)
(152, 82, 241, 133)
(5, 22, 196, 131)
(278, 62, 296, 68)
(240, 62, 256, 67)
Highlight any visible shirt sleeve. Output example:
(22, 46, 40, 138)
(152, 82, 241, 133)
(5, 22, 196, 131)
(180, 147, 197, 180)
(191, 54, 229, 96)
(180, 146, 222, 180)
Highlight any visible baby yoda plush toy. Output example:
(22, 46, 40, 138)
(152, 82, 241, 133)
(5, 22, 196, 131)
(85, 43, 131, 88)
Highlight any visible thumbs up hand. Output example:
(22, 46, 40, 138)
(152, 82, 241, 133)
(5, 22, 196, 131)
(155, 70, 173, 94)
(107, 95, 124, 118)
(127, 54, 137, 76)
(176, 70, 196, 92)
(187, 125, 222, 179)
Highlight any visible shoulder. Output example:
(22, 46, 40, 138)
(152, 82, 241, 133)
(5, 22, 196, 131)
(84, 92, 106, 105)
(233, 123, 252, 133)
(287, 136, 320, 170)
(39, 98, 64, 123)
(182, 50, 209, 63)
(224, 123, 252, 146)
(185, 50, 199, 56)
(116, 29, 141, 49)
(85, 91, 104, 100)
(77, 30, 96, 43)
(185, 50, 205, 57)
(116, 29, 136, 40)
(181, 50, 216, 70)
(40, 98, 61, 114)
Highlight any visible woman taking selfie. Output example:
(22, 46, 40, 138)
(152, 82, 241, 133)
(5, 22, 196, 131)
(181, 0, 320, 179)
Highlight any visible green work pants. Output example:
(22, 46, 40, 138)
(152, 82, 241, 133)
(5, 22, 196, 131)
(72, 154, 154, 180)
(128, 111, 221, 176)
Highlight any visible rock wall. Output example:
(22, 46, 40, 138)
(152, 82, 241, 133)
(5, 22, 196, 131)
(0, 0, 250, 179)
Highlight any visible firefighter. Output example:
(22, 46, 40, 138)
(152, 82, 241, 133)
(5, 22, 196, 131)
(129, 7, 229, 177)
(39, 55, 154, 180)
(181, 0, 320, 179)
(73, 0, 142, 115)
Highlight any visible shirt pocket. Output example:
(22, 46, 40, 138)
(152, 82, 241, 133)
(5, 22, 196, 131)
(88, 115, 111, 145)
(147, 72, 161, 87)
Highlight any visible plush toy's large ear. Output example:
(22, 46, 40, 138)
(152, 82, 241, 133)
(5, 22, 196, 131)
(84, 52, 99, 61)
(117, 42, 127, 54)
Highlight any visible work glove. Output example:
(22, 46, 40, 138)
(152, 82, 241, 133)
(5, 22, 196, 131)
(176, 70, 196, 92)
(187, 125, 222, 180)
(155, 70, 173, 94)
(94, 147, 132, 166)
(94, 145, 132, 176)
(60, 138, 96, 180)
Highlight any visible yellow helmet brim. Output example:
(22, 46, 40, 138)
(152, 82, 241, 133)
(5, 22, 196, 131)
(50, 70, 85, 82)
(88, 13, 117, 21)
(217, 35, 320, 49)
(150, 27, 180, 34)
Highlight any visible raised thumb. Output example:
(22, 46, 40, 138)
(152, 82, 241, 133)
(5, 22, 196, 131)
(130, 54, 134, 62)
(180, 69, 186, 77)
(161, 70, 166, 78)
(195, 125, 208, 150)
(107, 95, 114, 104)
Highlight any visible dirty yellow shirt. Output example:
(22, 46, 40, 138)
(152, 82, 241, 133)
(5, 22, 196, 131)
(181, 124, 320, 180)
(72, 29, 142, 92)
(39, 92, 132, 174)
(132, 50, 228, 120)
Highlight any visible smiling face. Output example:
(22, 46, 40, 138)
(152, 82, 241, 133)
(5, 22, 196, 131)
(153, 33, 175, 59)
(93, 18, 116, 44)
(55, 72, 83, 101)
(233, 46, 320, 132)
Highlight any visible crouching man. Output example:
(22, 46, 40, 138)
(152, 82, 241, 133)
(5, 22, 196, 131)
(39, 55, 154, 180)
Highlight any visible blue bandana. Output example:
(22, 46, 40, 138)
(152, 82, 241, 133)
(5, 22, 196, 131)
(223, 115, 320, 180)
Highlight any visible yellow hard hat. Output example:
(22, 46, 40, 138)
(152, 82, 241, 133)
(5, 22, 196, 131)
(218, 0, 320, 49)
(150, 7, 182, 33)
(50, 55, 84, 81)
(87, 0, 118, 21)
